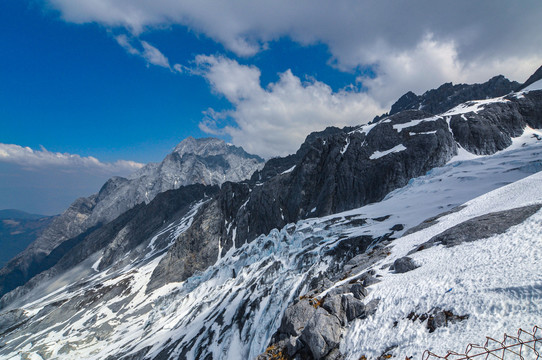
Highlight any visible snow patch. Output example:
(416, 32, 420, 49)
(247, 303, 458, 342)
(341, 137, 350, 154)
(91, 256, 103, 272)
(281, 165, 296, 174)
(369, 144, 407, 160)
(393, 116, 440, 132)
(443, 98, 509, 116)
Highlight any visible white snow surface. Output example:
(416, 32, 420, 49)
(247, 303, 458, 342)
(392, 116, 441, 132)
(2, 137, 542, 360)
(369, 144, 407, 160)
(342, 171, 542, 359)
(442, 98, 510, 116)
(281, 165, 296, 174)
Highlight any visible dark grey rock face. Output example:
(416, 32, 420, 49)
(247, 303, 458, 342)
(442, 91, 542, 155)
(412, 204, 542, 252)
(448, 101, 524, 154)
(390, 257, 418, 273)
(516, 91, 542, 129)
(237, 109, 457, 245)
(147, 199, 224, 293)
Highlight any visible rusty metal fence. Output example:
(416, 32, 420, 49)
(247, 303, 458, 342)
(423, 326, 541, 360)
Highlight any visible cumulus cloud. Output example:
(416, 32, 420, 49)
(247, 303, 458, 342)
(0, 143, 143, 175)
(195, 45, 542, 157)
(195, 55, 384, 158)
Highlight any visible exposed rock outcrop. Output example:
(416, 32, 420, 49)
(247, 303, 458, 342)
(412, 203, 542, 252)
(390, 257, 418, 273)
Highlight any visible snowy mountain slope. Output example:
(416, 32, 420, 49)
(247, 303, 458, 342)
(0, 137, 263, 299)
(146, 89, 542, 294)
(1, 125, 541, 359)
(341, 172, 542, 360)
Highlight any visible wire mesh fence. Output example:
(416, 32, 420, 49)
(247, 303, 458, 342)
(422, 326, 541, 360)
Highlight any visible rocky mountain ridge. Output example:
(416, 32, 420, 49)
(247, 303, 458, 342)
(1, 121, 541, 359)
(374, 75, 520, 122)
(148, 89, 542, 293)
(0, 137, 263, 298)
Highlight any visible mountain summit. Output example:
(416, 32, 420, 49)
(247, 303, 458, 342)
(0, 138, 263, 298)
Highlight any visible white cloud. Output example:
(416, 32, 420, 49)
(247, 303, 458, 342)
(114, 34, 139, 55)
(114, 35, 171, 69)
(47, 0, 542, 69)
(141, 41, 170, 68)
(0, 143, 143, 175)
(195, 55, 385, 158)
(195, 44, 542, 157)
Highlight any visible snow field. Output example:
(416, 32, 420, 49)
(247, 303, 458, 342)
(342, 172, 542, 359)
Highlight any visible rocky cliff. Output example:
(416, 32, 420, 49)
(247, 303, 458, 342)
(147, 89, 542, 294)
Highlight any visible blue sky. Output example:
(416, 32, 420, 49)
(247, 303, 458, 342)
(1, 0, 542, 214)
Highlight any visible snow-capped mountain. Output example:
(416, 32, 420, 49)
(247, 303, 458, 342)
(1, 72, 541, 360)
(0, 138, 263, 299)
(374, 75, 520, 121)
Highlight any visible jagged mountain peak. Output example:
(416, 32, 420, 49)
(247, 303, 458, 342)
(0, 135, 264, 300)
(374, 74, 520, 122)
(172, 136, 264, 161)
(173, 136, 229, 156)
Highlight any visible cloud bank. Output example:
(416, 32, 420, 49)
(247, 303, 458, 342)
(0, 144, 145, 215)
(0, 143, 143, 175)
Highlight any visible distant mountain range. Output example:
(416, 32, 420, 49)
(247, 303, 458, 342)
(0, 210, 53, 268)
(0, 209, 48, 220)
(1, 67, 541, 360)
